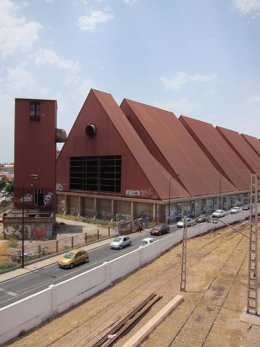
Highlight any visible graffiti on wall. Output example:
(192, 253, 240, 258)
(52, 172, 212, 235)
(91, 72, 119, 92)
(20, 194, 33, 203)
(126, 189, 140, 197)
(140, 188, 157, 198)
(43, 192, 53, 206)
(3, 224, 52, 239)
(126, 188, 156, 198)
(56, 183, 64, 191)
(3, 225, 21, 238)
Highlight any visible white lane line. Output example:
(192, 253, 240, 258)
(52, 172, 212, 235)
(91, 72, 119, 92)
(0, 287, 18, 297)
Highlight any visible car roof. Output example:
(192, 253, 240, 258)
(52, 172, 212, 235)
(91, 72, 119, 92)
(142, 237, 154, 241)
(69, 249, 81, 254)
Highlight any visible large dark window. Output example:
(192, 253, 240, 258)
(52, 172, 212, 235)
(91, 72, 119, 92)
(70, 156, 121, 193)
(30, 101, 40, 121)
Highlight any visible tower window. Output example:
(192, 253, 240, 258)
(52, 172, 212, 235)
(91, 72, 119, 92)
(30, 101, 40, 121)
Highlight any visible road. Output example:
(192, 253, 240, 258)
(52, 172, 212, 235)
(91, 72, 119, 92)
(0, 229, 170, 308)
(0, 211, 250, 309)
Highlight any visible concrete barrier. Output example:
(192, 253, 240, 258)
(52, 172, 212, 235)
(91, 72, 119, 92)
(0, 213, 250, 344)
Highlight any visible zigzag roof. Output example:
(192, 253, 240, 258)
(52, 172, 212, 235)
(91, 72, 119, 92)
(121, 99, 236, 196)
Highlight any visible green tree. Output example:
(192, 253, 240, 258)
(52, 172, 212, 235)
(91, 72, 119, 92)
(0, 178, 6, 190)
(6, 180, 14, 193)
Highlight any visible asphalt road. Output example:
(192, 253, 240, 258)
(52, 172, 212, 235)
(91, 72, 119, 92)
(0, 210, 251, 309)
(0, 229, 171, 308)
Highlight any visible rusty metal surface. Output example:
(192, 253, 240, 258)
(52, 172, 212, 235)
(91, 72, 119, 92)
(121, 99, 236, 196)
(180, 115, 251, 191)
(57, 89, 190, 200)
(242, 133, 260, 157)
(217, 126, 260, 177)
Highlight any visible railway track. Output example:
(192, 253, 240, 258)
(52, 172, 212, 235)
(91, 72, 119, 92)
(157, 224, 250, 347)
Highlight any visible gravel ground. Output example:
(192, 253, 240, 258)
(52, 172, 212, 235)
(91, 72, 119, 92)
(4, 223, 260, 347)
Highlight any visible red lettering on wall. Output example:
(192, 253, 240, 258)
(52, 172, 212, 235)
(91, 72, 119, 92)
(31, 229, 47, 237)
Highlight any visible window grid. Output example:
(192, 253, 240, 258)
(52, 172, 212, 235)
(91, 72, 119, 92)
(70, 156, 121, 193)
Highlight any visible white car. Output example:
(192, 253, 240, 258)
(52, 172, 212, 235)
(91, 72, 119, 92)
(110, 236, 132, 249)
(177, 218, 195, 228)
(230, 206, 241, 214)
(139, 237, 155, 246)
(212, 209, 225, 218)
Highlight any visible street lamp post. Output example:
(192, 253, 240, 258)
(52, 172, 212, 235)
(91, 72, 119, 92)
(168, 177, 173, 224)
(219, 175, 223, 209)
(21, 174, 38, 268)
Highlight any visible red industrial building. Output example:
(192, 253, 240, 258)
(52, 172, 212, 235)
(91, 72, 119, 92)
(55, 89, 260, 223)
(3, 88, 260, 240)
(3, 98, 66, 239)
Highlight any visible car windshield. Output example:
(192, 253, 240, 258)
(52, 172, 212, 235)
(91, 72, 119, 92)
(140, 241, 148, 246)
(64, 252, 76, 259)
(113, 237, 123, 242)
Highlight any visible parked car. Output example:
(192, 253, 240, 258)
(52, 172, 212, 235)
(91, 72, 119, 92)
(242, 204, 250, 210)
(177, 218, 195, 228)
(58, 249, 89, 269)
(150, 224, 169, 236)
(230, 206, 241, 214)
(195, 214, 208, 223)
(139, 237, 155, 246)
(211, 209, 225, 218)
(110, 236, 132, 249)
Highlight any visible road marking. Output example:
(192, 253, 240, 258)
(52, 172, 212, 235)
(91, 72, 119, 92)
(0, 287, 18, 297)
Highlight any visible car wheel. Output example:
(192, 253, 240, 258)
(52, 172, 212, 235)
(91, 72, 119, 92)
(70, 263, 74, 269)
(119, 245, 123, 249)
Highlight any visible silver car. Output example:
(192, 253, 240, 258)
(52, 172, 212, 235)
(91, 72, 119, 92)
(110, 236, 132, 249)
(177, 218, 195, 228)
(212, 209, 225, 218)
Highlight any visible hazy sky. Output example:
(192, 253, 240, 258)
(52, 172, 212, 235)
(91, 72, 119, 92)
(1, 0, 260, 163)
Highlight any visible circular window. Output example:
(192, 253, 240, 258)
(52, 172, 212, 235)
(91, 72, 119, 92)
(85, 124, 96, 138)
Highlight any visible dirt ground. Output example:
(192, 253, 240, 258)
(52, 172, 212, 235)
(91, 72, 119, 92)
(4, 222, 260, 347)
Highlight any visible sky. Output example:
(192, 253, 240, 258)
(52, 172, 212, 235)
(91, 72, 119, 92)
(0, 0, 260, 163)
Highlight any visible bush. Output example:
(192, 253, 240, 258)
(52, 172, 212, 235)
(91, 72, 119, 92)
(8, 237, 18, 248)
(0, 261, 17, 271)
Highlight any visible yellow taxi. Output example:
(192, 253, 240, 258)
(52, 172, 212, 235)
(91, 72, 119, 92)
(58, 249, 89, 269)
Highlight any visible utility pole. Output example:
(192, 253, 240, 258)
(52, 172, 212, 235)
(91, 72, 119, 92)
(247, 174, 259, 316)
(180, 215, 187, 291)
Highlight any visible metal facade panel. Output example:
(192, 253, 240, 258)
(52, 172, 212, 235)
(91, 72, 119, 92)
(241, 134, 260, 157)
(121, 100, 236, 196)
(56, 89, 189, 200)
(180, 116, 251, 190)
(14, 98, 57, 210)
(217, 127, 260, 177)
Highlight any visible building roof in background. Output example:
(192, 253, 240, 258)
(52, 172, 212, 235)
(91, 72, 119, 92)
(180, 116, 252, 190)
(121, 99, 236, 196)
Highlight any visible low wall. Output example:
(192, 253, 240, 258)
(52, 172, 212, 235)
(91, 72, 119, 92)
(0, 213, 250, 344)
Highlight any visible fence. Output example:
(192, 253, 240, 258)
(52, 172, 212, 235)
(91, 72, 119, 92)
(12, 228, 114, 263)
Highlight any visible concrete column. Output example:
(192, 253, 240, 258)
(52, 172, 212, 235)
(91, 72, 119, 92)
(152, 204, 156, 221)
(94, 197, 97, 215)
(111, 199, 114, 216)
(131, 202, 134, 219)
